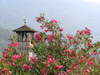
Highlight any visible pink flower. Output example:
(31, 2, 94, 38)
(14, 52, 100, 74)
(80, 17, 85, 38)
(39, 37, 42, 40)
(48, 55, 51, 58)
(87, 29, 91, 35)
(85, 27, 88, 29)
(2, 68, 6, 72)
(11, 59, 14, 62)
(52, 19, 57, 23)
(23, 64, 27, 68)
(43, 17, 45, 20)
(64, 54, 67, 56)
(16, 42, 18, 45)
(45, 69, 48, 71)
(73, 67, 77, 70)
(8, 44, 11, 46)
(8, 71, 11, 74)
(85, 73, 88, 75)
(47, 28, 49, 31)
(79, 31, 83, 35)
(25, 66, 31, 71)
(40, 25, 44, 29)
(63, 50, 66, 53)
(69, 42, 72, 44)
(31, 42, 35, 45)
(82, 59, 84, 62)
(44, 73, 47, 75)
(3, 52, 7, 57)
(88, 61, 94, 65)
(12, 55, 20, 60)
(81, 56, 85, 59)
(42, 69, 45, 74)
(28, 46, 30, 49)
(34, 73, 36, 75)
(34, 57, 38, 61)
(6, 62, 9, 66)
(35, 33, 40, 38)
(66, 49, 71, 52)
(74, 52, 77, 57)
(64, 72, 67, 75)
(76, 41, 78, 44)
(56, 65, 63, 69)
(93, 52, 98, 55)
(61, 73, 64, 75)
(45, 30, 47, 33)
(46, 64, 50, 67)
(86, 70, 90, 73)
(67, 35, 73, 40)
(12, 63, 16, 66)
(67, 70, 71, 74)
(47, 58, 52, 63)
(6, 47, 9, 50)
(36, 19, 39, 22)
(49, 34, 53, 41)
(60, 28, 64, 31)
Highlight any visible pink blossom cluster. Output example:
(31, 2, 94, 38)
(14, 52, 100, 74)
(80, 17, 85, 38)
(88, 58, 94, 65)
(45, 28, 49, 33)
(35, 33, 42, 40)
(30, 57, 40, 65)
(67, 35, 73, 40)
(85, 27, 91, 35)
(56, 65, 63, 69)
(79, 56, 85, 63)
(49, 34, 53, 42)
(58, 70, 71, 75)
(12, 54, 21, 60)
(8, 42, 19, 47)
(60, 28, 64, 31)
(71, 63, 79, 70)
(77, 27, 91, 36)
(36, 16, 45, 23)
(31, 41, 35, 45)
(3, 52, 7, 57)
(40, 25, 44, 29)
(52, 19, 57, 24)
(0, 68, 11, 75)
(22, 64, 31, 71)
(42, 69, 47, 75)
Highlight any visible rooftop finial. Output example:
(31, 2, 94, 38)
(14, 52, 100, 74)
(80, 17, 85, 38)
(23, 19, 26, 26)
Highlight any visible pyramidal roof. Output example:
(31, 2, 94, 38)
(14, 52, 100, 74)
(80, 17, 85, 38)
(13, 25, 37, 32)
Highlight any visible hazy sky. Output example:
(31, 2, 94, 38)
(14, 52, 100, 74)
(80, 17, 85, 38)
(84, 0, 100, 3)
(1, 0, 100, 42)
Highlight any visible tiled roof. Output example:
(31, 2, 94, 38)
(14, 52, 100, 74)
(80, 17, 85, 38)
(13, 25, 37, 32)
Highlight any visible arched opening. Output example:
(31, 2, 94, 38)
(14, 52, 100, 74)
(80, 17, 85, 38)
(18, 32, 20, 42)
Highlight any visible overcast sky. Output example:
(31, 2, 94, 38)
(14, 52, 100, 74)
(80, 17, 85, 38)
(84, 0, 100, 3)
(1, 0, 100, 42)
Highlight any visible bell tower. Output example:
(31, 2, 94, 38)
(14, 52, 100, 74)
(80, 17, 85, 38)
(13, 19, 37, 59)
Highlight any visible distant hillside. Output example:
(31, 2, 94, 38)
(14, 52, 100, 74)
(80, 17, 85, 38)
(0, 0, 39, 30)
(0, 27, 12, 52)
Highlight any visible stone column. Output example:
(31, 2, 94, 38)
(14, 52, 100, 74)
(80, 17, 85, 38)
(20, 32, 22, 42)
(29, 51, 33, 60)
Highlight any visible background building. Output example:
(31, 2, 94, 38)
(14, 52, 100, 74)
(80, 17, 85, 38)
(13, 20, 37, 59)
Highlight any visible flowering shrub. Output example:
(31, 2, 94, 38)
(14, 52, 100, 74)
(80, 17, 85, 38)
(0, 14, 100, 75)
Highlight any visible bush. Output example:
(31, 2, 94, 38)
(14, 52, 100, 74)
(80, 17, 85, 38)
(0, 14, 100, 75)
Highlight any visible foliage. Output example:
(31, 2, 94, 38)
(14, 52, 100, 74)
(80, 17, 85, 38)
(0, 14, 100, 75)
